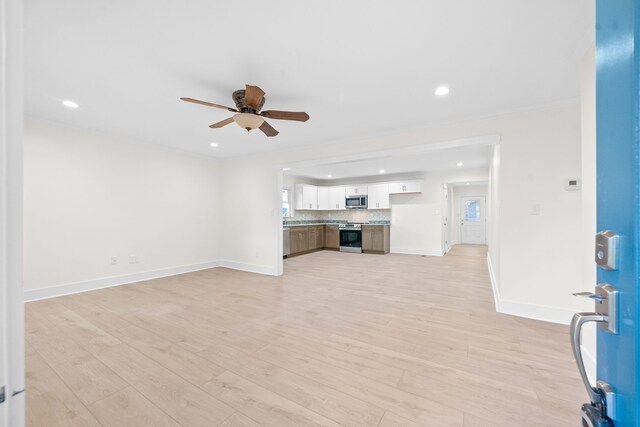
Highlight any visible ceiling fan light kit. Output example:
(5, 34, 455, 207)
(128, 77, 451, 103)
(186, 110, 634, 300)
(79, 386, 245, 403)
(181, 84, 309, 138)
(233, 112, 264, 131)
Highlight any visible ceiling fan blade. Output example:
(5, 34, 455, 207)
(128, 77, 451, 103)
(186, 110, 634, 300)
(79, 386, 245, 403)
(260, 110, 310, 122)
(180, 97, 237, 112)
(259, 121, 279, 137)
(244, 85, 265, 110)
(209, 117, 235, 128)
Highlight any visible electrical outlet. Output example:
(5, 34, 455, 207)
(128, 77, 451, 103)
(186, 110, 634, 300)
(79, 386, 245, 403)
(129, 255, 139, 264)
(110, 256, 118, 265)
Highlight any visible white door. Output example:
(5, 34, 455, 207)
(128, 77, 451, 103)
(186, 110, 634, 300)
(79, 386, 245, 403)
(1, 0, 26, 423)
(459, 197, 486, 244)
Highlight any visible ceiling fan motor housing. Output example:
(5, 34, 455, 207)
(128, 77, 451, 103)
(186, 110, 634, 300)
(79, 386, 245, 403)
(232, 89, 265, 113)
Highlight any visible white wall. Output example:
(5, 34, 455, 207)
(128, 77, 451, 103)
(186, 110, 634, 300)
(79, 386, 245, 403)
(23, 120, 222, 299)
(496, 106, 582, 322)
(580, 47, 597, 378)
(24, 102, 585, 327)
(390, 169, 488, 255)
(220, 104, 583, 324)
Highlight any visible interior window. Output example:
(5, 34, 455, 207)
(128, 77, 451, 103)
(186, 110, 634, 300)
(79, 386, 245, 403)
(464, 200, 480, 222)
(282, 188, 292, 218)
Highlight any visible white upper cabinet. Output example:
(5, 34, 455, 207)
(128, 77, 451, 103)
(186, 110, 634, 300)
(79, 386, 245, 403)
(368, 183, 390, 209)
(388, 180, 422, 194)
(295, 184, 318, 210)
(328, 186, 346, 210)
(346, 185, 368, 196)
(317, 186, 330, 210)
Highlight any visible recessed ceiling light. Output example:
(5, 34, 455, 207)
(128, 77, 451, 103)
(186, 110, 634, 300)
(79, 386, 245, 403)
(209, 142, 219, 148)
(327, 174, 332, 178)
(456, 162, 463, 167)
(434, 86, 450, 97)
(466, 182, 470, 185)
(379, 169, 385, 174)
(62, 100, 79, 109)
(282, 167, 291, 171)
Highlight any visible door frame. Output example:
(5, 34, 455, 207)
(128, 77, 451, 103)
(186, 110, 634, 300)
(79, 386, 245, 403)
(455, 195, 487, 245)
(0, 0, 26, 425)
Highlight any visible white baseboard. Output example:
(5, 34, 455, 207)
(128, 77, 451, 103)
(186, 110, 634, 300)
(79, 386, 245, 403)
(391, 247, 444, 256)
(497, 298, 575, 325)
(218, 260, 277, 276)
(487, 253, 575, 325)
(486, 253, 500, 311)
(23, 259, 277, 302)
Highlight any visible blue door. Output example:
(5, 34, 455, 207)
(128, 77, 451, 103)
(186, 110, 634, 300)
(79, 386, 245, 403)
(594, 0, 639, 425)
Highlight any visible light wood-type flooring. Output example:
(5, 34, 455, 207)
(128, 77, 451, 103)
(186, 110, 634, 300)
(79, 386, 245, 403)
(26, 245, 584, 426)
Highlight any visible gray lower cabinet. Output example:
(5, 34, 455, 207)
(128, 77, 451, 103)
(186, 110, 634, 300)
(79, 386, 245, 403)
(362, 225, 390, 254)
(290, 227, 309, 254)
(325, 225, 339, 249)
(289, 225, 326, 255)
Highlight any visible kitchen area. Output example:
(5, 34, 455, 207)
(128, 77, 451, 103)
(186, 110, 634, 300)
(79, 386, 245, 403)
(282, 179, 422, 257)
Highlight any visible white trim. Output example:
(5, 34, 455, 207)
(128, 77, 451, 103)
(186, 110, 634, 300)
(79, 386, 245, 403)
(497, 298, 575, 325)
(486, 253, 500, 311)
(1, 0, 25, 423)
(390, 248, 444, 256)
(23, 259, 279, 302)
(218, 260, 278, 276)
(24, 261, 222, 302)
(487, 253, 574, 325)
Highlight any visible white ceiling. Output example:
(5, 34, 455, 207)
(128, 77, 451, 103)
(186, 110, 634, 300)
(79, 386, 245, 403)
(25, 1, 593, 158)
(287, 143, 492, 181)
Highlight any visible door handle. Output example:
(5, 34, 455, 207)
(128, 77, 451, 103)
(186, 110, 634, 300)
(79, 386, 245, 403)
(570, 312, 607, 405)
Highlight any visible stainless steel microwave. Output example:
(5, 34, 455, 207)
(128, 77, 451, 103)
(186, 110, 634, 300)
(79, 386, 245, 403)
(346, 195, 367, 209)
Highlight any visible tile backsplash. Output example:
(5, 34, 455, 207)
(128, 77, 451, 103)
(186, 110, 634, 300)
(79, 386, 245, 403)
(288, 209, 390, 223)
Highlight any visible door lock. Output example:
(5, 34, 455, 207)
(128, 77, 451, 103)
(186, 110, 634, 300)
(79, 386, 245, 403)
(571, 284, 618, 422)
(595, 230, 619, 270)
(573, 284, 618, 334)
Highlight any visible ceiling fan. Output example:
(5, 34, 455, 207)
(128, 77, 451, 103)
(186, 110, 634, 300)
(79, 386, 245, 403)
(180, 84, 310, 137)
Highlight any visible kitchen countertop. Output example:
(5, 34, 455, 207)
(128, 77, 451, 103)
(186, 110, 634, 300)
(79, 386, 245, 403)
(284, 221, 390, 227)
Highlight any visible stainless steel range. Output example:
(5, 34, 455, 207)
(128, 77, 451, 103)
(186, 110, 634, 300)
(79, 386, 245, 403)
(339, 223, 363, 253)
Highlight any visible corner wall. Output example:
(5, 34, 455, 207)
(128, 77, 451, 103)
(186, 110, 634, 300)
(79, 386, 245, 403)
(23, 120, 223, 300)
(220, 104, 584, 325)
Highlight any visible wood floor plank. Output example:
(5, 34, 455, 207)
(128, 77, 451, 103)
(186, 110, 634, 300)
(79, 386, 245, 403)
(26, 350, 102, 427)
(378, 411, 426, 427)
(51, 354, 129, 405)
(88, 386, 181, 427)
(219, 412, 265, 427)
(202, 371, 341, 427)
(255, 344, 464, 426)
(26, 245, 583, 426)
(111, 324, 227, 387)
(94, 343, 235, 426)
(197, 341, 385, 426)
